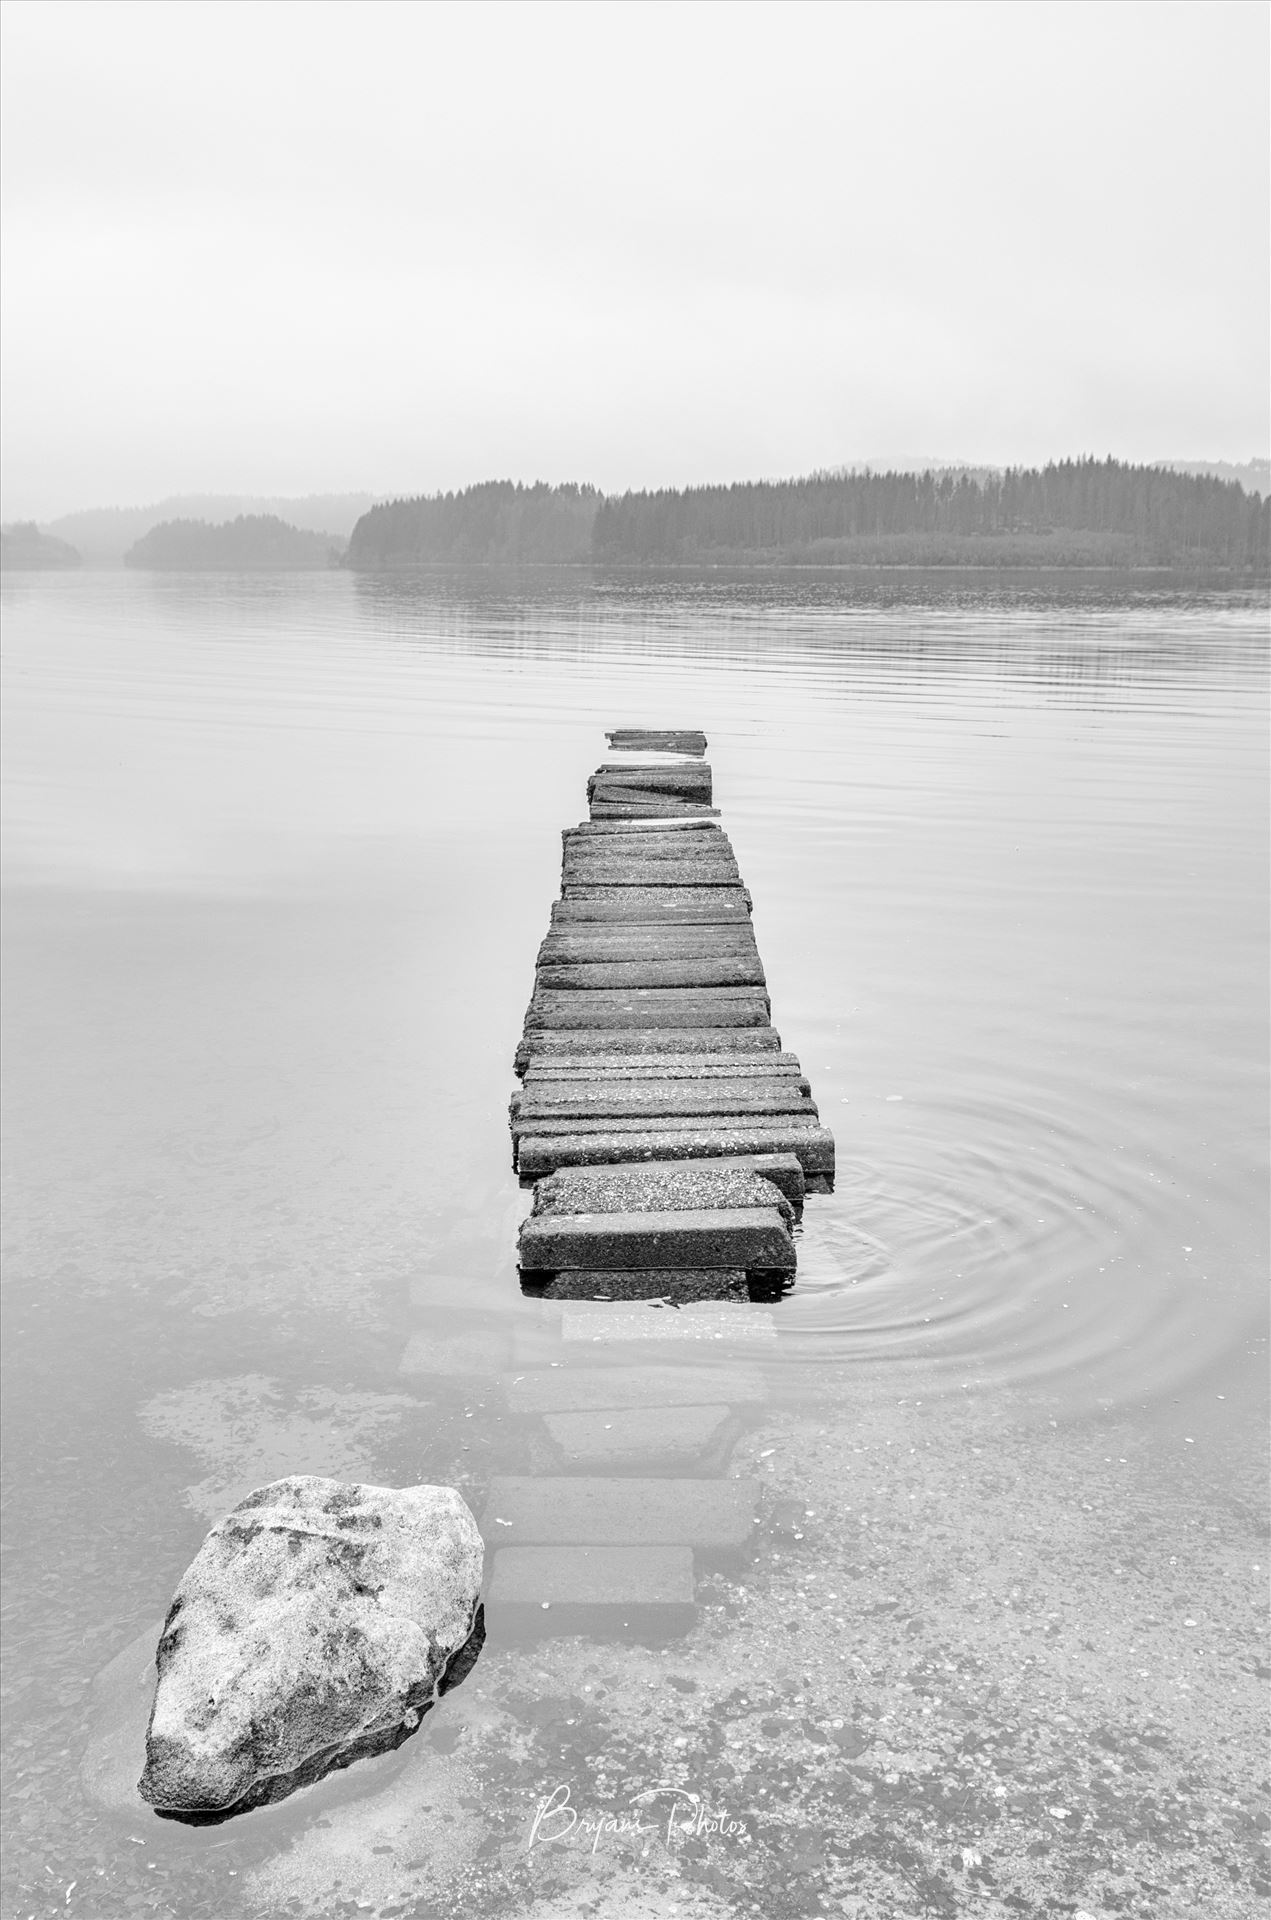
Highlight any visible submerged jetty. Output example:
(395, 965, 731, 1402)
(510, 731, 834, 1298)
(484, 731, 835, 1638)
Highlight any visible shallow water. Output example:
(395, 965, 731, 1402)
(2, 568, 1268, 1918)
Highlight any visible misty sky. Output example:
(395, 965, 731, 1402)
(1, 0, 1267, 521)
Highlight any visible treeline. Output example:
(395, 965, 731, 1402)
(593, 460, 1270, 568)
(348, 461, 1269, 570)
(124, 515, 341, 570)
(347, 481, 599, 566)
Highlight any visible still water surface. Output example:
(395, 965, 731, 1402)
(2, 570, 1267, 1917)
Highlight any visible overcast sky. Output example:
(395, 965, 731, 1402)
(1, 0, 1267, 520)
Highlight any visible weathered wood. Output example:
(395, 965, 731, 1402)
(520, 1148, 805, 1207)
(589, 765, 713, 799)
(570, 816, 718, 835)
(514, 1121, 836, 1178)
(606, 729, 707, 754)
(537, 928, 760, 963)
(513, 1110, 820, 1136)
(531, 1165, 792, 1220)
(590, 802, 721, 820)
(525, 987, 771, 1029)
(564, 839, 733, 864)
(523, 1058, 805, 1082)
(518, 1205, 795, 1272)
(512, 1081, 817, 1120)
(551, 891, 751, 923)
(514, 1029, 783, 1074)
(533, 957, 765, 990)
(564, 824, 727, 849)
(533, 1270, 750, 1304)
(562, 864, 743, 890)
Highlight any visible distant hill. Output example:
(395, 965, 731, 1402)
(124, 515, 341, 570)
(1161, 459, 1269, 500)
(347, 481, 601, 566)
(347, 461, 1269, 571)
(49, 493, 377, 566)
(0, 522, 82, 569)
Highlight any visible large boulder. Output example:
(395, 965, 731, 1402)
(139, 1476, 484, 1819)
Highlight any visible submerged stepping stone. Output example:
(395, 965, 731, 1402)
(501, 1363, 767, 1413)
(535, 957, 765, 989)
(515, 1123, 834, 1178)
(530, 1165, 793, 1222)
(486, 1544, 696, 1641)
(518, 1205, 795, 1273)
(550, 894, 751, 924)
(482, 1475, 758, 1548)
(531, 1268, 750, 1302)
(606, 729, 707, 754)
(541, 1403, 737, 1467)
(399, 1327, 512, 1378)
(560, 1302, 778, 1343)
(512, 1080, 815, 1120)
(526, 987, 770, 1029)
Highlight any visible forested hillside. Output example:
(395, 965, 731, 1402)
(346, 461, 1269, 570)
(0, 523, 81, 569)
(592, 460, 1270, 568)
(347, 481, 599, 565)
(124, 515, 339, 569)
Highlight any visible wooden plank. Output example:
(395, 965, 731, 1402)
(561, 864, 743, 889)
(512, 1081, 816, 1120)
(533, 957, 764, 989)
(551, 891, 751, 922)
(530, 1165, 793, 1219)
(517, 1205, 795, 1271)
(522, 1059, 805, 1082)
(536, 929, 760, 963)
(514, 1031, 783, 1075)
(564, 823, 727, 847)
(605, 729, 707, 754)
(514, 1122, 836, 1178)
(533, 1270, 750, 1303)
(589, 765, 712, 798)
(570, 816, 718, 835)
(525, 987, 771, 1029)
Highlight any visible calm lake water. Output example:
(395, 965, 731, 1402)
(2, 568, 1268, 1919)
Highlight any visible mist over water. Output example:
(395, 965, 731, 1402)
(2, 568, 1267, 1913)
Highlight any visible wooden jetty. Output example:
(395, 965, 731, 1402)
(455, 730, 839, 1640)
(510, 730, 834, 1299)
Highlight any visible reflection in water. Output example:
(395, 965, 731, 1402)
(2, 568, 1267, 1916)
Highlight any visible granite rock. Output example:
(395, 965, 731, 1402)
(139, 1476, 484, 1818)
